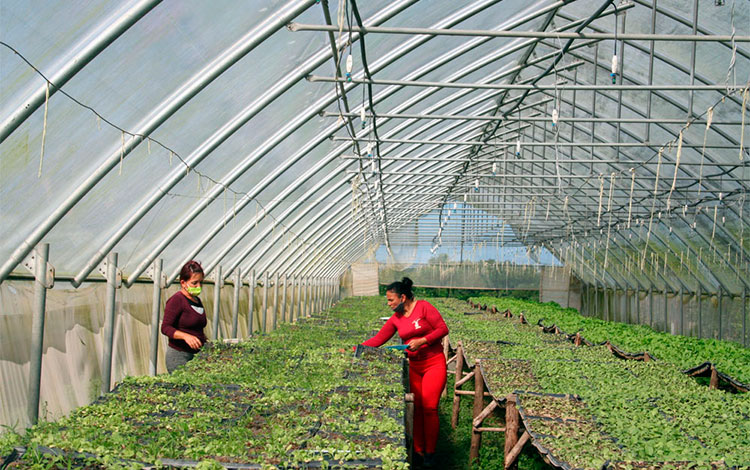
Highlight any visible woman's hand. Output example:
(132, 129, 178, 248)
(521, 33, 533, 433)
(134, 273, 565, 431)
(407, 337, 427, 351)
(174, 331, 202, 350)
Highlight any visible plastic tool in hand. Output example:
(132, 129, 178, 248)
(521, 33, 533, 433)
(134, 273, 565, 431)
(385, 344, 409, 351)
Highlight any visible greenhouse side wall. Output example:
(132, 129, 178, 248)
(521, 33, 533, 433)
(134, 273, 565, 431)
(539, 266, 581, 310)
(580, 283, 749, 346)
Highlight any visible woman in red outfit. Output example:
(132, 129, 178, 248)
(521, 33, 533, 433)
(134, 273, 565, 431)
(361, 277, 449, 467)
(161, 260, 207, 373)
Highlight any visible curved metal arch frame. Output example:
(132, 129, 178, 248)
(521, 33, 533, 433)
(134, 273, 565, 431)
(129, 0, 516, 285)
(3, 0, 748, 291)
(0, 0, 319, 284)
(159, 1, 569, 285)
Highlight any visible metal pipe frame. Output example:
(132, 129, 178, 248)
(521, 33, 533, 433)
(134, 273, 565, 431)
(251, 23, 636, 280)
(27, 243, 50, 425)
(149, 258, 162, 375)
(106, 0, 419, 288)
(0, 0, 318, 285)
(499, 86, 749, 241)
(247, 100, 513, 277)
(335, 136, 747, 149)
(289, 22, 750, 42)
(5, 0, 746, 298)
(322, 112, 747, 125)
(101, 252, 118, 395)
(212, 265, 223, 340)
(219, 49, 552, 280)
(310, 75, 741, 92)
(261, 271, 269, 333)
(272, 271, 280, 331)
(157, 0, 519, 285)
(281, 273, 288, 324)
(231, 267, 241, 338)
(247, 270, 255, 337)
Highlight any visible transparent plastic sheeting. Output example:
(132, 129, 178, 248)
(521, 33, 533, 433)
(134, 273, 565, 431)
(0, 279, 298, 430)
(0, 0, 745, 293)
(379, 261, 544, 291)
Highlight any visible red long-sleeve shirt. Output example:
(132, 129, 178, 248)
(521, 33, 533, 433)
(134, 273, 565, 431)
(362, 300, 449, 361)
(161, 292, 207, 352)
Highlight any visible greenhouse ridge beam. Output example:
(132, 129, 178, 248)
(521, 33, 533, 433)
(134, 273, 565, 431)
(323, 111, 745, 125)
(342, 156, 746, 167)
(289, 23, 750, 42)
(348, 170, 727, 181)
(310, 76, 742, 92)
(335, 136, 747, 150)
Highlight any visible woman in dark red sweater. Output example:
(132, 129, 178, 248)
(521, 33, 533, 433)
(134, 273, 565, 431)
(161, 260, 207, 373)
(361, 277, 449, 467)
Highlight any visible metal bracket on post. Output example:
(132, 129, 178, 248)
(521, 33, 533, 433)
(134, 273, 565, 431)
(145, 264, 168, 288)
(22, 252, 55, 288)
(98, 260, 122, 288)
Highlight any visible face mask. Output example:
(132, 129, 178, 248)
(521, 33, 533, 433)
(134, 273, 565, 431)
(186, 286, 202, 296)
(393, 301, 405, 314)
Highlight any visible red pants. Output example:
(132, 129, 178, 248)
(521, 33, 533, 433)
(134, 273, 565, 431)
(409, 353, 447, 454)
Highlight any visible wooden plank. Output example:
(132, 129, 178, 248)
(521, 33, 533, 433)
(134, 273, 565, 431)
(473, 399, 499, 428)
(455, 370, 475, 388)
(476, 426, 506, 432)
(504, 431, 530, 469)
(451, 342, 465, 429)
(469, 359, 484, 464)
(504, 396, 520, 470)
(455, 390, 492, 396)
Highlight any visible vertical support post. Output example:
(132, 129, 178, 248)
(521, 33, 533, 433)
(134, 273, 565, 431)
(149, 258, 163, 376)
(605, 286, 609, 321)
(625, 286, 631, 324)
(272, 272, 279, 331)
(231, 267, 241, 338)
(743, 286, 747, 348)
(441, 335, 450, 398)
(281, 273, 288, 324)
(306, 277, 312, 316)
(664, 288, 669, 333)
(679, 286, 684, 336)
(504, 394, 520, 470)
(212, 265, 222, 340)
(317, 278, 322, 313)
(247, 270, 255, 336)
(698, 285, 702, 339)
(289, 274, 296, 323)
(101, 252, 118, 395)
(28, 243, 50, 424)
(709, 364, 719, 389)
(297, 277, 303, 320)
(718, 288, 723, 341)
(649, 286, 654, 328)
(636, 286, 640, 324)
(451, 342, 464, 429)
(469, 359, 484, 464)
(262, 271, 269, 333)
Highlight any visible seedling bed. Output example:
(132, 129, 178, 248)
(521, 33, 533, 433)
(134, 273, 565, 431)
(5, 297, 410, 469)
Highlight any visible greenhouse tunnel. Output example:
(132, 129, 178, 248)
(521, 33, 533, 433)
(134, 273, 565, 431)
(1, 0, 749, 466)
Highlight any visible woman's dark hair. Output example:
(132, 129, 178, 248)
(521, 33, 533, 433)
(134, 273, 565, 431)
(179, 260, 204, 282)
(386, 277, 414, 300)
